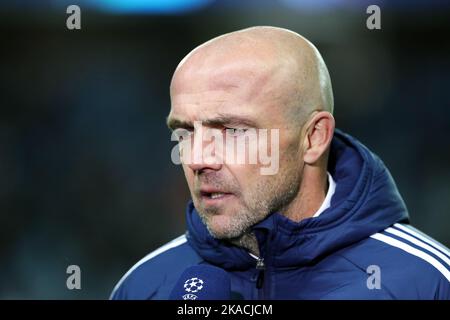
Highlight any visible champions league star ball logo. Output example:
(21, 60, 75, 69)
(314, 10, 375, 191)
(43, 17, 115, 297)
(182, 277, 204, 300)
(184, 277, 204, 293)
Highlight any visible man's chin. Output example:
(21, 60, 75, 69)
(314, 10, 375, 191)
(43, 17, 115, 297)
(204, 215, 245, 240)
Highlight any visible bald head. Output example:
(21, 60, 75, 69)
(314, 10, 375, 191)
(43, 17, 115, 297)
(170, 26, 334, 127)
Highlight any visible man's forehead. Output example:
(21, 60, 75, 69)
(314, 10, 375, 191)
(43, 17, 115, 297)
(172, 56, 276, 95)
(170, 85, 286, 124)
(171, 61, 289, 116)
(166, 111, 260, 130)
(169, 74, 290, 132)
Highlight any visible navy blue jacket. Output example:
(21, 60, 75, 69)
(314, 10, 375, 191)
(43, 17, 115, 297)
(111, 130, 450, 300)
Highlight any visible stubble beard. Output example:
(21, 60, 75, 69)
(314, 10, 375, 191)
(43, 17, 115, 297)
(196, 163, 301, 243)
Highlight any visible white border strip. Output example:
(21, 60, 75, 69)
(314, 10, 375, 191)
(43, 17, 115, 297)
(370, 233, 450, 282)
(109, 234, 187, 299)
(394, 223, 450, 258)
(385, 227, 450, 267)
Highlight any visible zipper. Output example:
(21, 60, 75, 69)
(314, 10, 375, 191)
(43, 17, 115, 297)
(248, 230, 272, 299)
(255, 258, 265, 289)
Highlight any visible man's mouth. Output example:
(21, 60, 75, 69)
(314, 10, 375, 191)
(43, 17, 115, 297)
(199, 188, 234, 204)
(201, 191, 231, 199)
(210, 192, 226, 199)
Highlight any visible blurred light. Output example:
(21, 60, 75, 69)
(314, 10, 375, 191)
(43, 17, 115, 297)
(280, 0, 348, 10)
(84, 0, 214, 14)
(279, 0, 450, 11)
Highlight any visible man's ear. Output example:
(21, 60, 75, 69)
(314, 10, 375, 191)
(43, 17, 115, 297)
(302, 111, 335, 165)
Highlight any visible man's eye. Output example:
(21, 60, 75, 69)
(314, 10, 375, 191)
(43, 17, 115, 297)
(226, 128, 248, 136)
(173, 128, 193, 142)
(180, 132, 194, 142)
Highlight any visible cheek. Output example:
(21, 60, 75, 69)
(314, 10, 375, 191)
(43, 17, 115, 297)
(224, 164, 257, 190)
(282, 133, 302, 159)
(182, 164, 194, 188)
(276, 138, 303, 177)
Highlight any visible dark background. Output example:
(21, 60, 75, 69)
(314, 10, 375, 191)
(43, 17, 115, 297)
(0, 0, 449, 299)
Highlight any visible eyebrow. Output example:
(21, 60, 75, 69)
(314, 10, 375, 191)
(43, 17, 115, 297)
(166, 117, 193, 131)
(166, 114, 259, 131)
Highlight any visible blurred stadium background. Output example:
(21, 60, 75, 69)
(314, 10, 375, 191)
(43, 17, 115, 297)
(0, 0, 449, 299)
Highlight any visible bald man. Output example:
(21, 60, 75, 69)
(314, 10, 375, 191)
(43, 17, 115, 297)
(111, 27, 450, 300)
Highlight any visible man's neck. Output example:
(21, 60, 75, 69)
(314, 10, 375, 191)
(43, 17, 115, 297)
(229, 232, 260, 257)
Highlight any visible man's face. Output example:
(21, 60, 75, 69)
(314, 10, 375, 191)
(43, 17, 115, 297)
(169, 58, 304, 239)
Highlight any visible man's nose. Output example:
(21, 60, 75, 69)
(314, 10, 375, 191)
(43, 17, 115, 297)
(187, 128, 223, 172)
(188, 158, 222, 172)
